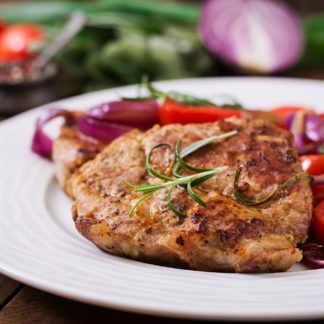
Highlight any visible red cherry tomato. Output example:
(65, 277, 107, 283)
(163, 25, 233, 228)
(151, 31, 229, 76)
(313, 201, 324, 245)
(312, 184, 324, 205)
(158, 99, 241, 125)
(0, 23, 44, 62)
(300, 155, 324, 176)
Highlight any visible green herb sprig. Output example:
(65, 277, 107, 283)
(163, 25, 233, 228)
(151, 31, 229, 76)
(125, 130, 238, 217)
(122, 77, 243, 108)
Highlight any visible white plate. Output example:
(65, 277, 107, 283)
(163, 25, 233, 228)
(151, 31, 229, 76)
(1, 77, 324, 321)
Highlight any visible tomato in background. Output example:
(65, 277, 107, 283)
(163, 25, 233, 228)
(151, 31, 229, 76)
(0, 23, 44, 62)
(313, 201, 324, 245)
(312, 184, 324, 205)
(158, 99, 241, 125)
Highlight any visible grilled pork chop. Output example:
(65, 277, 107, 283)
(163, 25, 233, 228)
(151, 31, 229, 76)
(53, 118, 312, 272)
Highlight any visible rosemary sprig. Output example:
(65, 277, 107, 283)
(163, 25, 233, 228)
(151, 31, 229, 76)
(234, 166, 310, 207)
(121, 96, 155, 102)
(143, 77, 243, 108)
(125, 131, 237, 217)
(125, 167, 228, 217)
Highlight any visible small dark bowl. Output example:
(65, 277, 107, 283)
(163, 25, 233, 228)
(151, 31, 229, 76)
(0, 62, 61, 117)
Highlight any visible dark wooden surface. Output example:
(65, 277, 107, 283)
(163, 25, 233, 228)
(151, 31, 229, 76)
(2, 70, 324, 323)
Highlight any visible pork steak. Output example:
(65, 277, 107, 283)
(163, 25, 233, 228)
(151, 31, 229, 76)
(53, 117, 312, 272)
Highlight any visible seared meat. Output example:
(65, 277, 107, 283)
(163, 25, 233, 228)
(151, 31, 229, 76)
(53, 118, 312, 272)
(53, 126, 106, 197)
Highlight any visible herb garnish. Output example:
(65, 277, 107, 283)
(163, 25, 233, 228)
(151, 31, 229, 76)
(122, 77, 243, 109)
(125, 130, 310, 217)
(125, 130, 238, 217)
(234, 166, 310, 207)
(145, 78, 242, 108)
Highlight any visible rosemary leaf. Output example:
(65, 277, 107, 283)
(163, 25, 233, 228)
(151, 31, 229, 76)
(146, 143, 175, 181)
(180, 130, 238, 158)
(167, 91, 215, 106)
(168, 185, 187, 218)
(121, 96, 155, 102)
(234, 166, 310, 207)
(187, 177, 207, 207)
(175, 139, 213, 173)
(128, 191, 155, 217)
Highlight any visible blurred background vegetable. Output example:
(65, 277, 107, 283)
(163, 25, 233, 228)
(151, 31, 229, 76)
(199, 0, 304, 73)
(0, 0, 214, 97)
(1, 0, 324, 114)
(0, 23, 44, 62)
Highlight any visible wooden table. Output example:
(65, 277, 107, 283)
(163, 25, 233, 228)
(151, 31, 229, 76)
(1, 70, 324, 323)
(0, 273, 203, 323)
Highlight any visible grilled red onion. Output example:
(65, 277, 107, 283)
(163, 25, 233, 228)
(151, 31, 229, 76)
(286, 112, 324, 155)
(88, 99, 159, 129)
(302, 243, 324, 269)
(31, 108, 74, 159)
(305, 114, 324, 143)
(32, 99, 159, 159)
(199, 0, 303, 73)
(76, 116, 132, 142)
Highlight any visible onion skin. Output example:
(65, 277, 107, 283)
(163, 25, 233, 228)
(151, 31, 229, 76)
(286, 112, 324, 155)
(31, 109, 74, 160)
(305, 114, 324, 143)
(31, 99, 159, 159)
(88, 100, 159, 130)
(199, 0, 304, 73)
(77, 116, 133, 142)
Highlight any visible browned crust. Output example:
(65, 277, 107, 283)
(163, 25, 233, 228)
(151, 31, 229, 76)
(55, 118, 313, 272)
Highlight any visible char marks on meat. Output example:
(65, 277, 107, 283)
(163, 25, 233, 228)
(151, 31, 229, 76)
(53, 117, 312, 272)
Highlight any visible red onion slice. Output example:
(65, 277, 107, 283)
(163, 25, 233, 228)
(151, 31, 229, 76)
(31, 108, 74, 159)
(302, 243, 324, 269)
(88, 100, 159, 130)
(289, 110, 308, 154)
(286, 112, 324, 155)
(77, 116, 132, 142)
(199, 0, 303, 73)
(32, 99, 159, 159)
(305, 114, 324, 143)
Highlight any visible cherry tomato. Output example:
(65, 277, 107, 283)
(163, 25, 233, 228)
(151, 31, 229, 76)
(158, 99, 241, 125)
(300, 155, 324, 176)
(313, 201, 324, 245)
(0, 23, 44, 62)
(312, 184, 324, 205)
